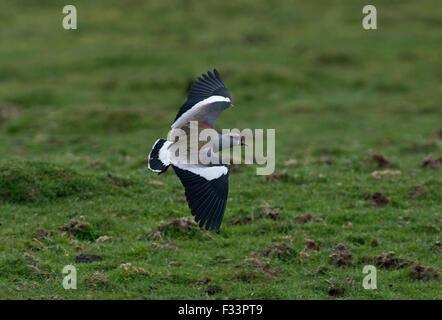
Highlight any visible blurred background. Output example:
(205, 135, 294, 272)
(1, 0, 440, 164)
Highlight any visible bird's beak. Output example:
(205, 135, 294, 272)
(229, 103, 234, 107)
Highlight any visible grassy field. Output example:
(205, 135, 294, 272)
(0, 0, 441, 299)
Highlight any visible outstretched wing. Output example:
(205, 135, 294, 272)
(172, 163, 229, 230)
(172, 69, 231, 129)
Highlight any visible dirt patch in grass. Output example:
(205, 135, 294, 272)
(230, 216, 253, 225)
(371, 170, 401, 179)
(96, 235, 112, 243)
(305, 239, 320, 251)
(421, 157, 442, 169)
(372, 252, 415, 270)
(262, 170, 289, 182)
(62, 220, 98, 241)
(230, 204, 281, 225)
(434, 241, 441, 253)
(327, 287, 345, 297)
(409, 265, 440, 281)
(370, 192, 389, 207)
(262, 242, 294, 258)
(34, 229, 51, 240)
(151, 241, 179, 250)
(120, 263, 147, 275)
(372, 153, 391, 168)
(87, 272, 109, 287)
(24, 253, 53, 278)
(158, 217, 198, 234)
(189, 276, 211, 286)
(237, 257, 282, 279)
(316, 157, 336, 166)
(329, 243, 352, 266)
(294, 214, 324, 223)
(206, 284, 222, 296)
(256, 204, 281, 220)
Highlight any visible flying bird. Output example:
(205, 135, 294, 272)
(147, 69, 244, 230)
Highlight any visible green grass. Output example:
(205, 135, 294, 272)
(0, 0, 441, 299)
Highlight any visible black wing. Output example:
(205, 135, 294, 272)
(174, 69, 231, 123)
(172, 164, 229, 230)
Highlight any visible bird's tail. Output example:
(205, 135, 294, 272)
(148, 139, 171, 174)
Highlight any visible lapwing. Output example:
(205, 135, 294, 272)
(148, 69, 244, 230)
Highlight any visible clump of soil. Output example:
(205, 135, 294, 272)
(158, 217, 198, 234)
(370, 192, 389, 207)
(95, 235, 111, 243)
(294, 214, 324, 224)
(230, 216, 252, 225)
(409, 264, 440, 281)
(434, 241, 441, 253)
(151, 231, 163, 240)
(74, 254, 103, 263)
(328, 287, 345, 297)
(262, 243, 293, 258)
(34, 229, 51, 240)
(256, 204, 281, 220)
(262, 170, 289, 182)
(151, 241, 178, 250)
(61, 220, 97, 241)
(230, 204, 281, 225)
(88, 272, 109, 287)
(372, 153, 390, 168)
(189, 277, 211, 285)
(206, 284, 222, 296)
(329, 243, 352, 266)
(371, 170, 401, 179)
(305, 239, 320, 252)
(299, 251, 311, 261)
(421, 157, 442, 169)
(373, 252, 414, 270)
(120, 263, 147, 275)
(62, 220, 87, 232)
(240, 257, 280, 276)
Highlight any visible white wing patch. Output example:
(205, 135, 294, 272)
(171, 95, 231, 129)
(171, 162, 228, 181)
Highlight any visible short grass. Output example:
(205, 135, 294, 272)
(0, 0, 441, 299)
